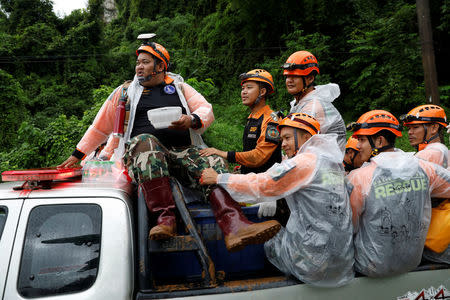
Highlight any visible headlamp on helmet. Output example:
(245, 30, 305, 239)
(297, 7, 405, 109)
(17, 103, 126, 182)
(400, 105, 448, 127)
(136, 33, 170, 71)
(282, 51, 320, 77)
(349, 110, 403, 138)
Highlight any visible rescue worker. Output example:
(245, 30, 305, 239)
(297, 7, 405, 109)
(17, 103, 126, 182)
(401, 104, 450, 264)
(58, 37, 281, 252)
(283, 50, 346, 152)
(200, 113, 354, 287)
(343, 136, 363, 174)
(199, 69, 284, 221)
(347, 110, 450, 277)
(199, 69, 281, 174)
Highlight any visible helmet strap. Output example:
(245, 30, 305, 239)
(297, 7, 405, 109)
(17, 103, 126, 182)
(294, 76, 314, 99)
(137, 61, 164, 84)
(368, 136, 392, 157)
(294, 128, 299, 155)
(417, 124, 440, 151)
(253, 90, 263, 106)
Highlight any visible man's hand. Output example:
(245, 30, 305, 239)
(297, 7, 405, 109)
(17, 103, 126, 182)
(169, 114, 192, 131)
(257, 202, 277, 218)
(447, 124, 450, 134)
(199, 147, 218, 156)
(199, 147, 227, 159)
(57, 156, 80, 169)
(200, 168, 218, 185)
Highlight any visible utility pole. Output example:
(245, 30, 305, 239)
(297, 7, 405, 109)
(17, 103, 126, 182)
(416, 0, 440, 105)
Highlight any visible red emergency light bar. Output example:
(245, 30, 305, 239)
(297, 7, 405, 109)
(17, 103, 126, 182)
(2, 167, 82, 182)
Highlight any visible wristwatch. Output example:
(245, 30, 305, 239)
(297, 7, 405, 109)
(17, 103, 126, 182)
(190, 114, 201, 129)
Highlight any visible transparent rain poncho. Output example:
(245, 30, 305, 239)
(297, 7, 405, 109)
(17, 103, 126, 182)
(290, 83, 346, 152)
(347, 150, 450, 277)
(415, 142, 449, 169)
(217, 134, 354, 287)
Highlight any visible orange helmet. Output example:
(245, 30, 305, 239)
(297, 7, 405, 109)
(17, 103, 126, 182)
(348, 110, 402, 138)
(282, 51, 320, 76)
(278, 113, 320, 136)
(346, 137, 359, 151)
(136, 42, 170, 70)
(239, 69, 275, 94)
(400, 104, 448, 127)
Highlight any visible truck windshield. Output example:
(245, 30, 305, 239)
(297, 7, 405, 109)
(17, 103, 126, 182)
(17, 204, 102, 298)
(0, 206, 6, 239)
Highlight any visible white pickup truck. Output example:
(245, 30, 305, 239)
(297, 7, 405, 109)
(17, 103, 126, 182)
(0, 168, 449, 300)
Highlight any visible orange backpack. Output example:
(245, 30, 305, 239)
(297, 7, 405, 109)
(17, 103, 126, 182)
(425, 200, 450, 253)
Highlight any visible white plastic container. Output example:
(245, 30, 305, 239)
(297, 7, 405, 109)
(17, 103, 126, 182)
(147, 107, 182, 129)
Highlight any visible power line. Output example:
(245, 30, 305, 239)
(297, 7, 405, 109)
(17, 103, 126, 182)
(0, 47, 360, 64)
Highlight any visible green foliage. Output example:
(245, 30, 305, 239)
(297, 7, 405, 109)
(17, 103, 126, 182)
(0, 69, 29, 150)
(0, 0, 57, 33)
(185, 78, 219, 100)
(202, 117, 244, 153)
(1, 0, 449, 175)
(0, 85, 113, 174)
(341, 2, 423, 119)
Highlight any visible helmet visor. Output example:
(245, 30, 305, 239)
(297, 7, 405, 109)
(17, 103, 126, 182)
(239, 72, 274, 86)
(281, 62, 319, 71)
(399, 114, 447, 124)
(347, 121, 403, 132)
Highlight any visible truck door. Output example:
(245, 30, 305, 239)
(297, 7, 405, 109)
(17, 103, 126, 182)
(0, 200, 23, 300)
(3, 197, 133, 300)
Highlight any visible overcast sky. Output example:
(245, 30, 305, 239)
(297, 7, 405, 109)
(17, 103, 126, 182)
(52, 0, 88, 17)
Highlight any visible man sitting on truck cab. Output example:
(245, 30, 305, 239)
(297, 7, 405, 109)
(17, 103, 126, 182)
(200, 113, 355, 287)
(347, 109, 450, 277)
(58, 36, 281, 252)
(401, 104, 450, 264)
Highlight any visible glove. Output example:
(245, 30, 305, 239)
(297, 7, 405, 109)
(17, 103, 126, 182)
(257, 202, 277, 218)
(447, 124, 450, 134)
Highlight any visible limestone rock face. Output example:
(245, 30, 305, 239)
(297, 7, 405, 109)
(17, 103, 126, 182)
(103, 0, 117, 23)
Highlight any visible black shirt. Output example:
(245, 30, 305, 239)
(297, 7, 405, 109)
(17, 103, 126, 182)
(131, 83, 191, 148)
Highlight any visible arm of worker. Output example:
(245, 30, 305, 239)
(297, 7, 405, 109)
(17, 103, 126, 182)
(199, 148, 227, 159)
(199, 120, 280, 167)
(415, 143, 448, 167)
(419, 160, 450, 199)
(182, 82, 214, 133)
(200, 153, 317, 204)
(58, 86, 121, 168)
(346, 165, 375, 232)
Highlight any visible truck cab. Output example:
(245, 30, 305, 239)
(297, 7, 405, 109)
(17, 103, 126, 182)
(1, 169, 449, 300)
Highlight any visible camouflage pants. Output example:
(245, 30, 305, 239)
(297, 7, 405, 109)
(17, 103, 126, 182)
(123, 134, 228, 197)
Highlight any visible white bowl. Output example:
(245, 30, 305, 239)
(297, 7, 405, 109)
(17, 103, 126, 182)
(147, 107, 182, 129)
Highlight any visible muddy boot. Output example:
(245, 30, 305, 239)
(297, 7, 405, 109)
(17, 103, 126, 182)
(140, 177, 177, 240)
(209, 186, 281, 252)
